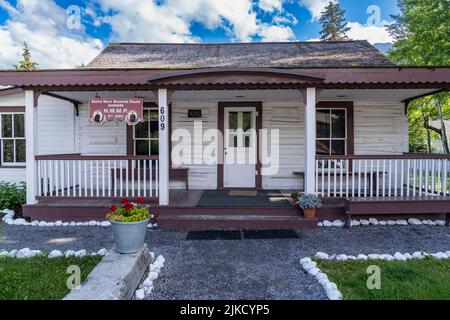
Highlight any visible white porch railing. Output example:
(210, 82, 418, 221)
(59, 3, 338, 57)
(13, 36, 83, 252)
(315, 154, 450, 198)
(35, 154, 159, 199)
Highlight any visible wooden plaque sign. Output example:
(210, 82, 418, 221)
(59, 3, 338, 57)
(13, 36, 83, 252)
(88, 98, 144, 125)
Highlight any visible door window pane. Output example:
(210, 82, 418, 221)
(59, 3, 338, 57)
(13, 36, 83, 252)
(244, 135, 250, 148)
(316, 110, 330, 138)
(331, 110, 346, 138)
(135, 140, 149, 155)
(16, 140, 26, 162)
(242, 112, 251, 132)
(228, 112, 238, 131)
(14, 114, 25, 137)
(2, 140, 14, 162)
(1, 114, 12, 137)
(316, 140, 330, 155)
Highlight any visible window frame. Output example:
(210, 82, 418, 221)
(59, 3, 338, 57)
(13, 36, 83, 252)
(0, 109, 26, 167)
(132, 106, 159, 156)
(315, 102, 354, 156)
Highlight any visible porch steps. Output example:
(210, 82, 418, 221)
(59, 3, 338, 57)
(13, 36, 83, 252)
(155, 208, 318, 230)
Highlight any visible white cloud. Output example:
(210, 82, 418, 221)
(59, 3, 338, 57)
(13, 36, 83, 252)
(299, 0, 337, 21)
(347, 22, 394, 44)
(0, 0, 103, 69)
(258, 0, 284, 13)
(259, 24, 295, 42)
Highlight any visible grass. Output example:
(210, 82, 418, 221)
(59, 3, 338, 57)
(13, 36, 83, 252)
(316, 258, 450, 300)
(0, 255, 101, 300)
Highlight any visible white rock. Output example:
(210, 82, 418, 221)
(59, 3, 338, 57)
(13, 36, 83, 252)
(360, 219, 370, 226)
(302, 261, 317, 271)
(7, 249, 17, 257)
(434, 220, 446, 226)
(308, 267, 321, 276)
(16, 248, 32, 259)
(97, 248, 107, 256)
(149, 252, 155, 261)
(314, 252, 329, 260)
(69, 222, 76, 226)
(46, 222, 55, 227)
(300, 257, 312, 264)
(324, 282, 338, 291)
(422, 220, 430, 225)
(412, 252, 424, 259)
(387, 220, 396, 226)
(152, 223, 157, 228)
(432, 252, 447, 260)
(368, 254, 381, 260)
(408, 218, 422, 225)
(146, 271, 159, 282)
(12, 218, 27, 225)
(81, 222, 89, 226)
(323, 220, 332, 227)
(62, 222, 69, 226)
(396, 219, 408, 226)
(135, 289, 145, 300)
(428, 220, 436, 226)
(317, 222, 323, 227)
(351, 220, 360, 227)
(378, 220, 387, 226)
(404, 253, 413, 260)
(315, 272, 328, 282)
(368, 218, 378, 225)
(75, 222, 82, 226)
(332, 220, 345, 227)
(336, 254, 348, 261)
(48, 250, 63, 258)
(38, 221, 47, 227)
(381, 254, 394, 261)
(88, 220, 97, 226)
(445, 251, 450, 257)
(394, 252, 406, 261)
(318, 277, 330, 287)
(357, 254, 368, 260)
(147, 223, 153, 228)
(327, 289, 342, 300)
(75, 250, 87, 258)
(65, 250, 76, 258)
(30, 221, 39, 226)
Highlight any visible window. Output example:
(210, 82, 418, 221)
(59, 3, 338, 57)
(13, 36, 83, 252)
(133, 108, 159, 156)
(0, 112, 25, 166)
(316, 108, 347, 155)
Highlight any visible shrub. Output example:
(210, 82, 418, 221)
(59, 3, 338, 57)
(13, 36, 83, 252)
(0, 182, 26, 211)
(298, 194, 322, 209)
(106, 197, 150, 222)
(290, 192, 300, 199)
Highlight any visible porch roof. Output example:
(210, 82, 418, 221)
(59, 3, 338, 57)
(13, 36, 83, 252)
(0, 67, 449, 90)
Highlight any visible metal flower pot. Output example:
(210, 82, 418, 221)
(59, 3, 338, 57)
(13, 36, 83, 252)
(109, 218, 149, 254)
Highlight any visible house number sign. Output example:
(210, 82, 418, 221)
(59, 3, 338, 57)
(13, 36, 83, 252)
(88, 98, 144, 126)
(159, 105, 166, 131)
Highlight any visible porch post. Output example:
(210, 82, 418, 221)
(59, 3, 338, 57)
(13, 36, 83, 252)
(304, 87, 316, 194)
(158, 88, 169, 205)
(25, 90, 38, 204)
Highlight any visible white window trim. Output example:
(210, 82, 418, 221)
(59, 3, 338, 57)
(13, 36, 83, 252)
(316, 108, 348, 155)
(132, 106, 159, 156)
(0, 112, 26, 166)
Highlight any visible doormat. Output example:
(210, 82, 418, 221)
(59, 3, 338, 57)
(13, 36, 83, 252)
(186, 230, 242, 240)
(228, 190, 258, 197)
(196, 190, 291, 207)
(242, 229, 300, 239)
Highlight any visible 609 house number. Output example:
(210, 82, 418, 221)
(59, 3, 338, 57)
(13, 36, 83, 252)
(180, 304, 270, 317)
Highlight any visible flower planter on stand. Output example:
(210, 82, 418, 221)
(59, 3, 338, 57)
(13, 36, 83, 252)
(110, 218, 149, 254)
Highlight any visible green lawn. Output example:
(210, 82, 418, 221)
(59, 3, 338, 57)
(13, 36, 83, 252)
(316, 258, 450, 300)
(0, 255, 101, 300)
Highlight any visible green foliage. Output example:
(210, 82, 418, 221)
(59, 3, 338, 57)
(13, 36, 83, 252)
(298, 194, 322, 209)
(0, 182, 26, 211)
(319, 1, 350, 41)
(290, 192, 300, 199)
(387, 0, 450, 66)
(106, 198, 150, 222)
(0, 255, 100, 300)
(316, 258, 450, 300)
(12, 42, 39, 71)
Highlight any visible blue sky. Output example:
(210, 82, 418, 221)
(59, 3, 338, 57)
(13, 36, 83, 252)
(0, 0, 400, 68)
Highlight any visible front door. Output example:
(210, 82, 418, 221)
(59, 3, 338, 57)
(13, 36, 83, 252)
(223, 107, 257, 188)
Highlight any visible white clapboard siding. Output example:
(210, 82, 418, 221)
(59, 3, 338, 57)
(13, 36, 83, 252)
(262, 101, 305, 189)
(0, 168, 26, 184)
(354, 101, 408, 154)
(171, 102, 218, 189)
(0, 93, 24, 106)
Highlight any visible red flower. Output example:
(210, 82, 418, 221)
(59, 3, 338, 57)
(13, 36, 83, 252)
(121, 198, 129, 204)
(124, 203, 135, 211)
(136, 197, 145, 203)
(109, 204, 117, 212)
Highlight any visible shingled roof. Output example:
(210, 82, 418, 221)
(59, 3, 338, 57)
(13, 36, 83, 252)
(87, 41, 395, 69)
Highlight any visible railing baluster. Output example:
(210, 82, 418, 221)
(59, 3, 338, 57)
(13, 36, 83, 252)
(126, 160, 129, 197)
(113, 160, 117, 197)
(321, 160, 325, 196)
(363, 160, 368, 197)
(412, 159, 417, 196)
(431, 159, 435, 194)
(120, 160, 123, 197)
(96, 160, 99, 197)
(156, 160, 159, 197)
(131, 160, 135, 197)
(406, 159, 410, 196)
(358, 160, 362, 197)
(333, 160, 337, 197)
(351, 159, 355, 197)
(137, 160, 141, 197)
(388, 160, 392, 197)
(315, 160, 319, 195)
(345, 159, 349, 197)
(102, 160, 105, 197)
(149, 160, 153, 197)
(339, 159, 343, 197)
(400, 159, 404, 197)
(108, 160, 112, 197)
(442, 159, 448, 196)
(327, 160, 331, 197)
(143, 160, 147, 197)
(369, 160, 373, 197)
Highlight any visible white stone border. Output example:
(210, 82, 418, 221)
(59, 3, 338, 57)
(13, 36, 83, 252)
(301, 250, 450, 300)
(134, 254, 165, 300)
(0, 247, 108, 259)
(318, 218, 447, 227)
(1, 209, 157, 229)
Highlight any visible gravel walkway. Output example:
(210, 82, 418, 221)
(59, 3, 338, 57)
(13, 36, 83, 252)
(1, 222, 449, 300)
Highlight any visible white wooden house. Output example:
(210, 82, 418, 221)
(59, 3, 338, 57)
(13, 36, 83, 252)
(0, 41, 449, 228)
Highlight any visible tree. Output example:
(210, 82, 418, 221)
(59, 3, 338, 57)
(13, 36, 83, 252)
(13, 42, 39, 71)
(318, 1, 351, 41)
(387, 0, 450, 153)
